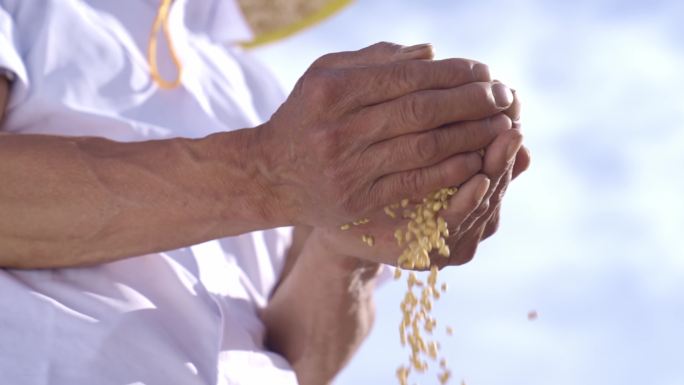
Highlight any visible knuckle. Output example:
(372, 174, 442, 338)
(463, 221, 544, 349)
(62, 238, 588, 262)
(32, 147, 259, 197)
(412, 132, 440, 162)
(460, 153, 483, 179)
(470, 61, 491, 81)
(472, 200, 490, 217)
(489, 113, 513, 133)
(312, 53, 340, 68)
(493, 182, 510, 203)
(389, 62, 416, 91)
(398, 170, 423, 196)
(441, 58, 470, 80)
(301, 69, 340, 103)
(370, 61, 416, 100)
(398, 94, 423, 127)
(442, 57, 466, 68)
(461, 115, 509, 147)
(468, 82, 493, 108)
(369, 41, 401, 54)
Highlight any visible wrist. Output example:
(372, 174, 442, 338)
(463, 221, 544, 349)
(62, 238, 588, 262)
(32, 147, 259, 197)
(262, 228, 378, 385)
(248, 121, 306, 226)
(194, 126, 290, 231)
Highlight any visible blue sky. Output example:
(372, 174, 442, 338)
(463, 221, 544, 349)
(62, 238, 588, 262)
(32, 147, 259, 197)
(253, 1, 684, 384)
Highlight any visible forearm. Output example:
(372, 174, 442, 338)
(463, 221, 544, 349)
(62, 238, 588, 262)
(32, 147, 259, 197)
(261, 231, 380, 385)
(0, 128, 285, 268)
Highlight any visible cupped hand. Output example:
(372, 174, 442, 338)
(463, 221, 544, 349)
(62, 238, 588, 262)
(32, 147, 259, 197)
(309, 93, 531, 268)
(254, 42, 516, 229)
(438, 87, 531, 267)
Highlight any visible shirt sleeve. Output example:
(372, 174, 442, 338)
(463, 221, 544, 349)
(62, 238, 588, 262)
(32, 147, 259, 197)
(0, 3, 29, 109)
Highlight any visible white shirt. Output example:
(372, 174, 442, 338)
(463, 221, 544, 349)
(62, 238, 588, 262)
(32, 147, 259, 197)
(0, 1, 298, 384)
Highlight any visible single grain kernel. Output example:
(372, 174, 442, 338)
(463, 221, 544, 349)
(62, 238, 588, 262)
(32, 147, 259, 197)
(528, 310, 538, 321)
(385, 205, 397, 218)
(352, 218, 370, 226)
(438, 369, 452, 385)
(361, 234, 375, 247)
(396, 366, 410, 385)
(424, 317, 436, 333)
(394, 229, 404, 245)
(340, 223, 351, 231)
(428, 341, 439, 359)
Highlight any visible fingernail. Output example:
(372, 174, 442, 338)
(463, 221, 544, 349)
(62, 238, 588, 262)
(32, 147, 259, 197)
(475, 177, 491, 204)
(506, 134, 523, 161)
(492, 83, 514, 108)
(400, 43, 433, 54)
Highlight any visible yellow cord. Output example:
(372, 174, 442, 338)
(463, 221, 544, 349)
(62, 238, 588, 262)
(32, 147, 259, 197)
(147, 0, 182, 89)
(146, 0, 354, 87)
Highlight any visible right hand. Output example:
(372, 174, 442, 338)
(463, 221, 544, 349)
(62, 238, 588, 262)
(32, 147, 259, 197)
(254, 42, 516, 228)
(280, 90, 529, 268)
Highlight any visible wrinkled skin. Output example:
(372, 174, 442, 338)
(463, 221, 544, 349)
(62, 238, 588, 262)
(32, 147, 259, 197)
(256, 42, 527, 242)
(260, 42, 530, 267)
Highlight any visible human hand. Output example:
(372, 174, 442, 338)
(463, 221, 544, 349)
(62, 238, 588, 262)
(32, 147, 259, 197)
(308, 90, 529, 268)
(443, 88, 531, 266)
(254, 42, 516, 229)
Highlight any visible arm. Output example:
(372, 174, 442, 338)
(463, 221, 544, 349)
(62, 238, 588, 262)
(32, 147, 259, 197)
(0, 78, 284, 268)
(261, 232, 380, 385)
(1, 42, 514, 269)
(0, 130, 282, 269)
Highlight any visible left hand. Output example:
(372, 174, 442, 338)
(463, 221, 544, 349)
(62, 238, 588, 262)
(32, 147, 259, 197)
(438, 87, 530, 267)
(312, 90, 530, 268)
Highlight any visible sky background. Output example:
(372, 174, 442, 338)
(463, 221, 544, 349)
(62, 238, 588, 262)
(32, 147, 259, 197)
(253, 1, 684, 384)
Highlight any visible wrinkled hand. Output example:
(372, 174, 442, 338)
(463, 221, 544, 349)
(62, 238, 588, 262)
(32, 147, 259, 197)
(255, 42, 516, 229)
(311, 91, 530, 268)
(443, 88, 531, 267)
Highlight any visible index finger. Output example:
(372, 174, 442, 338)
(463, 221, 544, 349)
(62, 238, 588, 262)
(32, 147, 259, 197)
(346, 58, 492, 107)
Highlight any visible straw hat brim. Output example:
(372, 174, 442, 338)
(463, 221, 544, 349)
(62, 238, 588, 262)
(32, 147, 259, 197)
(238, 0, 353, 48)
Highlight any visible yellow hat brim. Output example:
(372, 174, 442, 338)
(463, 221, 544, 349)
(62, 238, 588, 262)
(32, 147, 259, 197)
(238, 0, 354, 48)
